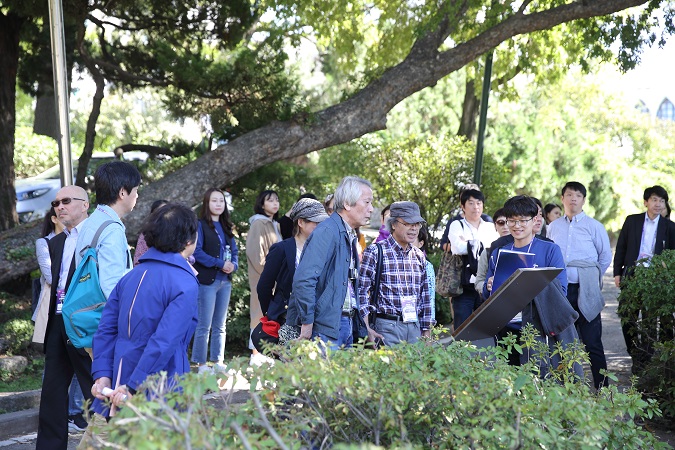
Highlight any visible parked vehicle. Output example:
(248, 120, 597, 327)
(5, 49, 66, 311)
(15, 152, 148, 223)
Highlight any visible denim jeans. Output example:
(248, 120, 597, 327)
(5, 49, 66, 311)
(68, 375, 84, 415)
(452, 285, 481, 330)
(568, 283, 608, 389)
(191, 278, 232, 364)
(373, 317, 421, 346)
(313, 315, 353, 351)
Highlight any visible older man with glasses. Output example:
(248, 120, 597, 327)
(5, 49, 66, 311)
(358, 201, 432, 346)
(37, 185, 92, 450)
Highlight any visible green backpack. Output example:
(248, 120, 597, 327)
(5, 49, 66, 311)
(62, 220, 116, 349)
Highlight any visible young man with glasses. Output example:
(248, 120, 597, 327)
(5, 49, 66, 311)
(358, 201, 432, 346)
(37, 185, 92, 449)
(484, 198, 567, 296)
(547, 181, 612, 390)
(482, 196, 572, 369)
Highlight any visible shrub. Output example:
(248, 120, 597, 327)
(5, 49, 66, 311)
(85, 328, 665, 449)
(0, 318, 33, 356)
(619, 249, 675, 422)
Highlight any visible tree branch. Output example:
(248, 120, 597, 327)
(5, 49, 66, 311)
(123, 0, 649, 237)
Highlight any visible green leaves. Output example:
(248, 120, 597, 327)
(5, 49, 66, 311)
(320, 133, 511, 229)
(90, 334, 668, 449)
(618, 250, 675, 421)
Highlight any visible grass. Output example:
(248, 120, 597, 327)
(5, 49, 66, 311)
(0, 357, 44, 392)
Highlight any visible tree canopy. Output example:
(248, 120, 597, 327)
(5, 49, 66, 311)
(1, 0, 673, 238)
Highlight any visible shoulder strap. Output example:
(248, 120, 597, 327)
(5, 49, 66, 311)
(370, 243, 384, 306)
(80, 220, 117, 257)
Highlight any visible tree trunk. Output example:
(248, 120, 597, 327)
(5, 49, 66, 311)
(0, 0, 653, 284)
(457, 78, 480, 140)
(75, 24, 105, 188)
(0, 12, 23, 231)
(75, 74, 104, 188)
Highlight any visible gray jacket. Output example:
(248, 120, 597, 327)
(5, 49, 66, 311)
(567, 259, 604, 321)
(523, 279, 583, 378)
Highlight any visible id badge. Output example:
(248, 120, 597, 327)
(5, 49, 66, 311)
(401, 295, 418, 323)
(55, 289, 66, 315)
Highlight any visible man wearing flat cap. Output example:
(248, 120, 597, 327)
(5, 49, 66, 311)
(358, 201, 432, 346)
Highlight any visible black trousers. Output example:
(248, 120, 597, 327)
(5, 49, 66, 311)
(568, 283, 608, 390)
(36, 316, 95, 450)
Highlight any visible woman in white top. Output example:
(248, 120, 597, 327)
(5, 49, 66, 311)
(446, 189, 498, 330)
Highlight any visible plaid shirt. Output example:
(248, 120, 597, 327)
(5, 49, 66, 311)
(358, 235, 432, 330)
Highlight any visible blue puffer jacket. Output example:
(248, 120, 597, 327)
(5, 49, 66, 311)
(91, 247, 198, 414)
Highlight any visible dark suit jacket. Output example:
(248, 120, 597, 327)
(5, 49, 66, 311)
(44, 232, 77, 352)
(613, 213, 675, 277)
(257, 237, 297, 322)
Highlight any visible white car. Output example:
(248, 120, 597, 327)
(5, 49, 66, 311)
(16, 152, 148, 223)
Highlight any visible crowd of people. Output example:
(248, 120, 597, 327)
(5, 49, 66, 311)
(30, 162, 675, 448)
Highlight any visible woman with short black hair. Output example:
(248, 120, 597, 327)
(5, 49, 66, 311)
(91, 203, 199, 413)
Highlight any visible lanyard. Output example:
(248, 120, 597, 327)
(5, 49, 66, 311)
(511, 239, 534, 253)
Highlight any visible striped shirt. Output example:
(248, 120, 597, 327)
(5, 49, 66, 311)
(358, 235, 432, 330)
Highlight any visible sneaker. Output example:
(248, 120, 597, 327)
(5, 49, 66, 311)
(197, 364, 213, 375)
(212, 362, 229, 373)
(250, 352, 275, 367)
(68, 413, 88, 432)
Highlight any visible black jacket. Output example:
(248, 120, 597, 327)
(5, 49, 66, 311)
(613, 213, 675, 278)
(257, 238, 297, 322)
(44, 232, 77, 352)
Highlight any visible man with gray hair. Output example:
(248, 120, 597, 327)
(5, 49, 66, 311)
(287, 176, 374, 350)
(359, 201, 432, 346)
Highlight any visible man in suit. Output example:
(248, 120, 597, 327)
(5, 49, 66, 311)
(613, 185, 675, 370)
(36, 185, 91, 450)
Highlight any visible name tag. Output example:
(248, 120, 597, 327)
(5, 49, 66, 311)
(55, 289, 66, 315)
(401, 295, 418, 323)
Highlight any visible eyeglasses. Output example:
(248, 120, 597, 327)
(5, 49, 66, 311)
(506, 218, 534, 227)
(495, 220, 507, 226)
(396, 220, 422, 229)
(51, 197, 86, 208)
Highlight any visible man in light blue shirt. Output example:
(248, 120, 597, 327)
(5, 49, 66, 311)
(75, 161, 141, 298)
(548, 181, 612, 389)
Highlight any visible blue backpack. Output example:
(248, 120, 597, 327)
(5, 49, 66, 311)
(62, 220, 116, 349)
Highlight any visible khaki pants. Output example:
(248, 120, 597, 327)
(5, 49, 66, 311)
(77, 413, 108, 449)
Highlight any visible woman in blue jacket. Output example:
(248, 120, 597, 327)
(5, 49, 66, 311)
(91, 203, 199, 412)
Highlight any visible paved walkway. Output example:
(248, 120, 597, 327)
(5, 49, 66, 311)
(599, 272, 632, 386)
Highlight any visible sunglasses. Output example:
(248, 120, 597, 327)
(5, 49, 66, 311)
(495, 220, 507, 226)
(51, 197, 86, 208)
